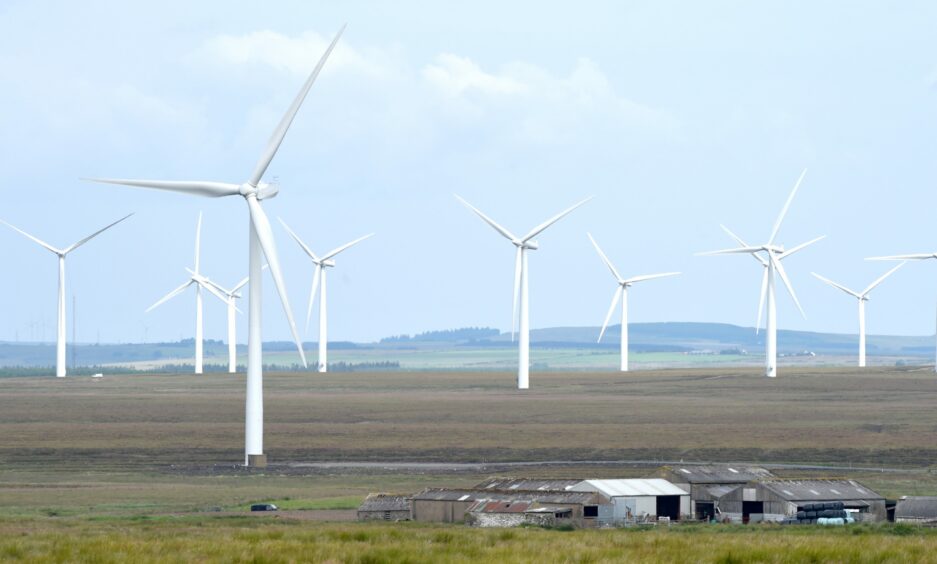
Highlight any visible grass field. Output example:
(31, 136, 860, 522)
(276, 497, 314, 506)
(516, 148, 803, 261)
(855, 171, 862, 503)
(2, 366, 936, 560)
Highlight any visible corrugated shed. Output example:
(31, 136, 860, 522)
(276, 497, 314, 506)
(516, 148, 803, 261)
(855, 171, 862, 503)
(895, 497, 937, 520)
(467, 500, 534, 514)
(473, 477, 582, 492)
(760, 480, 884, 502)
(571, 479, 688, 497)
(663, 465, 774, 484)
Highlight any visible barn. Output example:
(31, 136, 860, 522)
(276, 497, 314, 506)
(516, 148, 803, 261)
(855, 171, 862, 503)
(719, 479, 887, 523)
(410, 488, 604, 525)
(465, 500, 574, 528)
(894, 497, 937, 525)
(356, 493, 410, 521)
(569, 479, 690, 523)
(651, 465, 775, 521)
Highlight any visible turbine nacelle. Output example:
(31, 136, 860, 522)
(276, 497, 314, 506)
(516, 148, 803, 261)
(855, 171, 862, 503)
(240, 181, 279, 200)
(515, 240, 539, 250)
(319, 258, 337, 268)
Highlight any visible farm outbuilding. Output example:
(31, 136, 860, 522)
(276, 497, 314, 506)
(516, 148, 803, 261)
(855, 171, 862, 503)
(569, 479, 690, 524)
(719, 479, 886, 523)
(356, 494, 410, 521)
(894, 497, 937, 525)
(410, 488, 604, 525)
(473, 477, 582, 492)
(465, 500, 574, 528)
(650, 465, 775, 521)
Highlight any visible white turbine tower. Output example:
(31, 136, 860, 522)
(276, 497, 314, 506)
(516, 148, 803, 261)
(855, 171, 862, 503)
(587, 233, 680, 372)
(87, 25, 345, 466)
(197, 272, 250, 374)
(456, 195, 592, 389)
(149, 213, 228, 374)
(699, 169, 824, 378)
(279, 219, 373, 373)
(811, 263, 904, 368)
(867, 251, 937, 371)
(1, 213, 132, 377)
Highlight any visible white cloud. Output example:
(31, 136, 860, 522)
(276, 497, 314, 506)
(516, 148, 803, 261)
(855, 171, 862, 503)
(202, 30, 394, 79)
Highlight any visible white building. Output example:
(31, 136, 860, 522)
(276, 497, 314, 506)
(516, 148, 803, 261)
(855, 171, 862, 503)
(570, 479, 690, 524)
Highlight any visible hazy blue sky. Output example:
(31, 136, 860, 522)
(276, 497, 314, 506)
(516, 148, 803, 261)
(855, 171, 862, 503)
(1, 1, 936, 344)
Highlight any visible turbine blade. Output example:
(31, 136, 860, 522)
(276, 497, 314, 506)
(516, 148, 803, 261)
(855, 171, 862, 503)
(86, 178, 240, 198)
(598, 286, 623, 343)
(197, 278, 230, 305)
(0, 219, 62, 254)
(622, 272, 681, 285)
(721, 224, 767, 266)
(861, 262, 906, 296)
(190, 270, 232, 297)
(62, 213, 134, 255)
(194, 212, 202, 274)
(587, 233, 622, 282)
(146, 280, 192, 313)
(812, 272, 861, 299)
(773, 253, 806, 319)
(778, 235, 825, 260)
(246, 197, 307, 367)
(768, 168, 807, 245)
(321, 233, 374, 261)
(455, 194, 518, 242)
(247, 25, 345, 187)
(697, 246, 764, 256)
(306, 264, 321, 334)
(521, 196, 593, 243)
(232, 275, 250, 294)
(512, 246, 522, 340)
(278, 218, 320, 262)
(866, 253, 936, 261)
(756, 266, 768, 334)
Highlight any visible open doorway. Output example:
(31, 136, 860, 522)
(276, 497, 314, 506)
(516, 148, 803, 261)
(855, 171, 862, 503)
(656, 496, 681, 521)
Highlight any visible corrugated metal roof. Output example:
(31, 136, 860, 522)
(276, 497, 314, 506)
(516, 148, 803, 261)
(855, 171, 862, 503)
(473, 477, 582, 492)
(895, 497, 937, 519)
(411, 488, 600, 505)
(661, 465, 774, 484)
(467, 500, 534, 514)
(706, 485, 737, 499)
(761, 480, 884, 501)
(570, 479, 688, 497)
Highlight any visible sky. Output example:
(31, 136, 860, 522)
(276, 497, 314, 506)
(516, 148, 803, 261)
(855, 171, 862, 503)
(1, 1, 936, 344)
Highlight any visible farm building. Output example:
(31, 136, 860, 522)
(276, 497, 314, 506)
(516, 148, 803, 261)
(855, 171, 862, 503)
(894, 497, 937, 525)
(465, 500, 574, 528)
(650, 465, 775, 520)
(569, 479, 690, 523)
(356, 494, 410, 521)
(410, 488, 604, 525)
(718, 479, 886, 523)
(473, 477, 582, 492)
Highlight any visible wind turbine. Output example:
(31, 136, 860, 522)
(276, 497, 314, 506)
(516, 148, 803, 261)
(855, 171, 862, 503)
(699, 169, 824, 378)
(587, 233, 679, 372)
(1, 213, 132, 377)
(197, 272, 250, 374)
(87, 25, 345, 466)
(149, 213, 227, 374)
(455, 195, 592, 389)
(279, 219, 373, 373)
(812, 263, 904, 367)
(867, 251, 937, 371)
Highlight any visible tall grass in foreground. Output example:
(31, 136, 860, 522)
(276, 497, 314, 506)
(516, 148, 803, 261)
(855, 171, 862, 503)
(1, 518, 936, 563)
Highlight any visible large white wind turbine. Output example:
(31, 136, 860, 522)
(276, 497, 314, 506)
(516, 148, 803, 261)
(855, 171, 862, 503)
(587, 233, 679, 372)
(456, 195, 592, 389)
(699, 169, 824, 378)
(867, 251, 937, 371)
(149, 213, 227, 374)
(812, 263, 904, 367)
(197, 272, 250, 374)
(87, 25, 345, 466)
(279, 219, 372, 373)
(1, 213, 132, 377)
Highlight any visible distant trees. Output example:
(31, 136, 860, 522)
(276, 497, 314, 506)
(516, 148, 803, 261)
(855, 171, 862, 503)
(381, 327, 500, 343)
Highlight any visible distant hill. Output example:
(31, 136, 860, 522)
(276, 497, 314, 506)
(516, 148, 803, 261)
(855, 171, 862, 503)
(0, 322, 931, 369)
